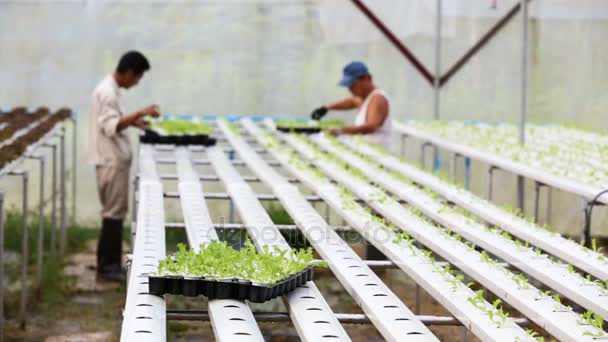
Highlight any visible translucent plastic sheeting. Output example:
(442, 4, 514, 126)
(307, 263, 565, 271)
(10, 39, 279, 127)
(1, 0, 607, 222)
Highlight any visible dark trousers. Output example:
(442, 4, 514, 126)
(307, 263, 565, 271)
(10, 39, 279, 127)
(97, 218, 123, 273)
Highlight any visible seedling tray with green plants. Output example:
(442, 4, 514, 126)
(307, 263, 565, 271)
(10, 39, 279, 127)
(140, 118, 216, 146)
(148, 241, 327, 302)
(275, 119, 343, 134)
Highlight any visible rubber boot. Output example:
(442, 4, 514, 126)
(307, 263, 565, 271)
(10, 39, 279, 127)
(97, 218, 125, 281)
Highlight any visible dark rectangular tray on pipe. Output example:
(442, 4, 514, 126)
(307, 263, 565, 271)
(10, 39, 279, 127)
(148, 266, 314, 303)
(140, 129, 216, 146)
(276, 126, 321, 134)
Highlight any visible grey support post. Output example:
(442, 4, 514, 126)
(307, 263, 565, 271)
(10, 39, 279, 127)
(518, 0, 529, 211)
(9, 170, 29, 329)
(43, 142, 57, 254)
(0, 192, 4, 341)
(26, 154, 45, 291)
(59, 128, 67, 256)
(487, 166, 498, 201)
(70, 117, 77, 227)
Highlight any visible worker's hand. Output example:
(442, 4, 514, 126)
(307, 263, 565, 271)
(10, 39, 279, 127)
(310, 106, 328, 120)
(140, 105, 161, 118)
(132, 118, 149, 129)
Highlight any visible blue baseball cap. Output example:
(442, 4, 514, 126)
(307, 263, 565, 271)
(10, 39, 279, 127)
(339, 61, 369, 87)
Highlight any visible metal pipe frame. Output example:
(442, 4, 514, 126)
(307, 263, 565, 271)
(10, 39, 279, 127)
(42, 143, 58, 255)
(0, 191, 4, 342)
(439, 1, 531, 86)
(486, 166, 499, 201)
(434, 0, 442, 121)
(400, 134, 408, 158)
(59, 128, 67, 256)
(165, 311, 530, 327)
(156, 158, 281, 167)
(533, 181, 551, 223)
(69, 117, 77, 227)
(154, 173, 301, 184)
(8, 170, 29, 329)
(349, 0, 435, 85)
(25, 154, 45, 291)
(450, 153, 462, 181)
(161, 191, 407, 205)
(420, 142, 434, 170)
(350, 0, 532, 89)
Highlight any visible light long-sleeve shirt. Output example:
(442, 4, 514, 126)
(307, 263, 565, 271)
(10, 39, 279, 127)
(86, 75, 132, 167)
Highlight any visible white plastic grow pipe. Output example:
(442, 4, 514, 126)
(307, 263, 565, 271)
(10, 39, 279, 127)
(316, 134, 608, 318)
(248, 131, 531, 341)
(277, 129, 600, 342)
(342, 137, 608, 281)
(175, 147, 264, 342)
(120, 145, 166, 342)
(206, 147, 350, 342)
(221, 119, 439, 342)
(394, 121, 608, 204)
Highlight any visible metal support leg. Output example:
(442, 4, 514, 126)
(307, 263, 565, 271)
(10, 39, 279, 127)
(546, 187, 552, 225)
(0, 192, 4, 342)
(43, 143, 57, 255)
(464, 157, 471, 190)
(583, 201, 592, 247)
(415, 283, 421, 314)
(228, 150, 235, 223)
(517, 175, 525, 211)
(533, 182, 541, 222)
(433, 146, 440, 172)
(131, 175, 138, 251)
(9, 171, 28, 329)
(70, 118, 77, 227)
(59, 130, 67, 256)
(462, 327, 468, 342)
(400, 134, 407, 158)
(533, 182, 549, 223)
(450, 153, 461, 180)
(420, 142, 433, 170)
(26, 155, 45, 291)
(487, 166, 498, 201)
(581, 198, 604, 247)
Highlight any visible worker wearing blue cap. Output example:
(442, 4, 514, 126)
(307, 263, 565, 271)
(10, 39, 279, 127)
(310, 61, 392, 148)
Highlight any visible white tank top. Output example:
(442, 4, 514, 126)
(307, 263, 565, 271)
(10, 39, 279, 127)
(354, 89, 393, 150)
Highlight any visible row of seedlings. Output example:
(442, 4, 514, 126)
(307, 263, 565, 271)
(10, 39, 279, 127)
(402, 121, 608, 184)
(313, 133, 608, 320)
(264, 121, 603, 341)
(393, 121, 608, 204)
(244, 121, 533, 341)
(206, 146, 351, 341)
(341, 137, 608, 281)
(218, 119, 439, 342)
(174, 147, 265, 341)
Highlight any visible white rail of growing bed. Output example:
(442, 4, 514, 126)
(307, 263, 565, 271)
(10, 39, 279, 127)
(175, 147, 265, 341)
(206, 146, 351, 342)
(314, 134, 608, 319)
(218, 119, 438, 342)
(244, 121, 532, 341)
(340, 137, 608, 282)
(394, 121, 608, 205)
(120, 145, 166, 341)
(266, 122, 603, 342)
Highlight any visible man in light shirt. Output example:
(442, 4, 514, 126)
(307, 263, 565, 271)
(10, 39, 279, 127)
(87, 51, 159, 281)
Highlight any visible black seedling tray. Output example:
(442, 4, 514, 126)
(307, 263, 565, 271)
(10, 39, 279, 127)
(148, 266, 314, 303)
(276, 126, 321, 134)
(140, 129, 216, 146)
